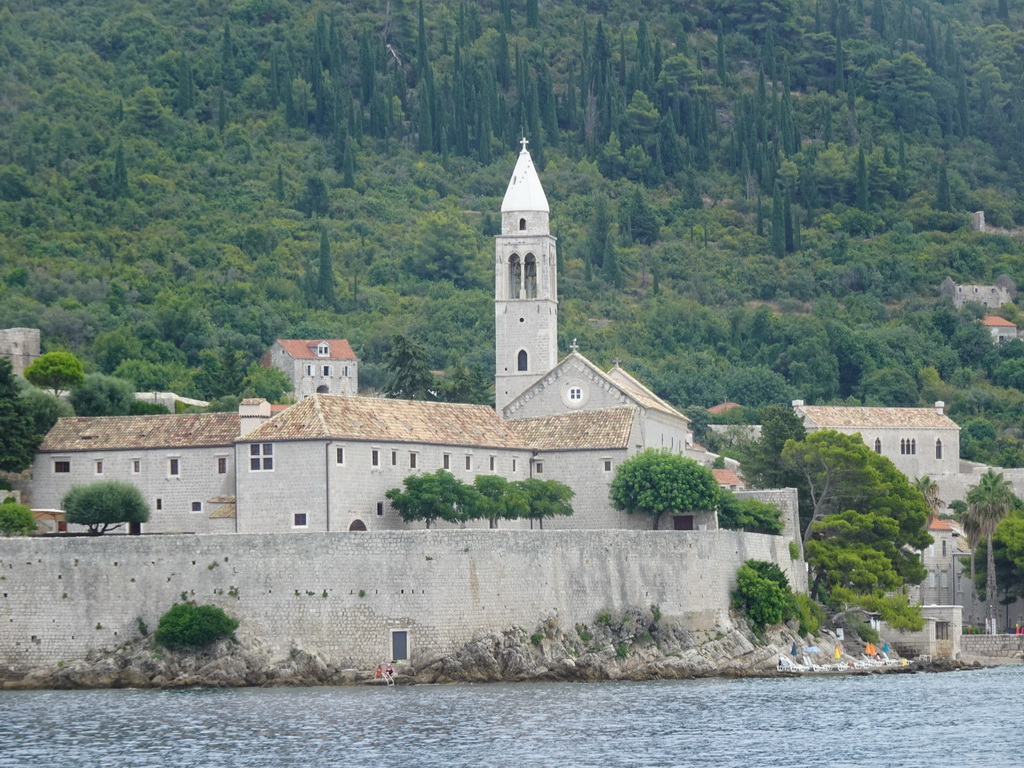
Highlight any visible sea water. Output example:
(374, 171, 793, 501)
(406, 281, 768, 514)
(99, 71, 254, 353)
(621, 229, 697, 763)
(1, 666, 1020, 767)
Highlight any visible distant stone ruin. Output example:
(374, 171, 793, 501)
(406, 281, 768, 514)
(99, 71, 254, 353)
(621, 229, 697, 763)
(0, 328, 40, 377)
(939, 275, 1016, 309)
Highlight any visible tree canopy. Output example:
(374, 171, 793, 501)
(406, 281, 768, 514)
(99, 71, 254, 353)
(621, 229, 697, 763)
(609, 450, 720, 529)
(23, 352, 84, 397)
(62, 480, 150, 535)
(0, 359, 37, 473)
(0, 498, 36, 536)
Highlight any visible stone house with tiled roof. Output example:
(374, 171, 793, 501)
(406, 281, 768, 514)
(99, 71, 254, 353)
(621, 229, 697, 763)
(262, 339, 358, 400)
(31, 413, 239, 533)
(981, 315, 1019, 343)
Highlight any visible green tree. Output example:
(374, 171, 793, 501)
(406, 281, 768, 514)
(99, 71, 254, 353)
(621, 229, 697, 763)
(473, 475, 529, 528)
(69, 373, 135, 417)
(62, 480, 150, 535)
(736, 404, 806, 491)
(241, 363, 293, 402)
(19, 388, 73, 441)
(155, 602, 239, 647)
(609, 449, 720, 530)
(24, 352, 85, 396)
(316, 227, 336, 307)
(0, 498, 36, 536)
(732, 559, 796, 634)
(383, 335, 436, 400)
(718, 494, 783, 534)
(385, 469, 481, 528)
(516, 478, 575, 529)
(965, 470, 1017, 632)
(0, 359, 38, 472)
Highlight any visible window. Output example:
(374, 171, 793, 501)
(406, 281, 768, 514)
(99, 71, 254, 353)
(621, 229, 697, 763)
(489, 456, 495, 471)
(874, 438, 882, 454)
(523, 254, 537, 298)
(217, 457, 227, 474)
(293, 513, 308, 527)
(409, 452, 418, 469)
(249, 444, 273, 471)
(191, 502, 202, 513)
(156, 498, 162, 510)
(392, 451, 398, 467)
(95, 460, 103, 475)
(343, 366, 349, 376)
(604, 460, 612, 472)
(936, 622, 949, 641)
(443, 454, 450, 470)
(568, 387, 583, 402)
(535, 462, 544, 474)
(910, 439, 916, 455)
(519, 217, 526, 231)
(376, 502, 384, 516)
(317, 343, 330, 356)
(371, 449, 380, 467)
(168, 458, 180, 476)
(336, 447, 345, 465)
(942, 540, 947, 557)
(305, 364, 314, 376)
(512, 458, 517, 472)
(465, 455, 472, 471)
(54, 461, 70, 473)
(322, 365, 332, 376)
(936, 440, 943, 460)
(132, 460, 141, 474)
(517, 350, 528, 371)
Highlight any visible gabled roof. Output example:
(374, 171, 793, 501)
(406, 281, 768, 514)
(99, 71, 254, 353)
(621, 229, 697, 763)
(506, 407, 636, 451)
(39, 413, 240, 452)
(273, 339, 357, 360)
(712, 468, 744, 487)
(501, 145, 548, 213)
(605, 363, 689, 422)
(243, 394, 529, 449)
(797, 404, 958, 430)
(928, 515, 953, 531)
(708, 401, 742, 415)
(982, 315, 1017, 328)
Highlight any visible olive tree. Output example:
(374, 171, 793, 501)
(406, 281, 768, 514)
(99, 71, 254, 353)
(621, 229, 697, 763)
(62, 480, 149, 535)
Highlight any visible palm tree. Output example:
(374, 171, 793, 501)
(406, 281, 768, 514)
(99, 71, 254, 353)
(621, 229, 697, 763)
(965, 471, 1017, 633)
(913, 475, 943, 519)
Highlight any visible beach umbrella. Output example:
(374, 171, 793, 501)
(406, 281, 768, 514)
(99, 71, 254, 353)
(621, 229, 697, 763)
(834, 644, 841, 660)
(791, 641, 797, 657)
(883, 641, 889, 654)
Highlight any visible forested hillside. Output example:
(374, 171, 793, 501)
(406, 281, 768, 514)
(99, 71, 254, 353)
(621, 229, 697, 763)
(4, 0, 1024, 463)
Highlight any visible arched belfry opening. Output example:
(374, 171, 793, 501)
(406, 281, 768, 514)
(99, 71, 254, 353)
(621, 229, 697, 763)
(519, 218, 526, 231)
(517, 350, 528, 371)
(509, 254, 521, 299)
(524, 254, 537, 298)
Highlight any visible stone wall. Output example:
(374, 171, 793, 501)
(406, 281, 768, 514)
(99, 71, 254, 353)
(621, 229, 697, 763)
(961, 634, 1024, 659)
(0, 529, 796, 670)
(884, 605, 961, 660)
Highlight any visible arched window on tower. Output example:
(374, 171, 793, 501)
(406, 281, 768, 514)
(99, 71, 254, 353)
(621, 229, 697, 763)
(910, 438, 916, 455)
(517, 350, 528, 371)
(900, 439, 906, 455)
(874, 438, 882, 454)
(936, 439, 943, 460)
(524, 254, 537, 298)
(509, 254, 521, 299)
(519, 218, 526, 231)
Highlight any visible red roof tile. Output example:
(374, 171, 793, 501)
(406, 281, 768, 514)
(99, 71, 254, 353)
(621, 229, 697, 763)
(982, 315, 1017, 328)
(506, 407, 636, 450)
(39, 413, 240, 452)
(275, 339, 357, 360)
(712, 468, 744, 487)
(708, 402, 742, 414)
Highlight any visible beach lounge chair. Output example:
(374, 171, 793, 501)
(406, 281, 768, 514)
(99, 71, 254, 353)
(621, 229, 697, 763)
(778, 656, 811, 672)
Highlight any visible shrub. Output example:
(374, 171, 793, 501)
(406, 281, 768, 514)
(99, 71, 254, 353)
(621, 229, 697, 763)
(732, 559, 796, 634)
(849, 619, 880, 644)
(788, 541, 801, 561)
(615, 642, 629, 659)
(530, 632, 544, 646)
(154, 603, 239, 647)
(0, 499, 35, 536)
(792, 593, 825, 636)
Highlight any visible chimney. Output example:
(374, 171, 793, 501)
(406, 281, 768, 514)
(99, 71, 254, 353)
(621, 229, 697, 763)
(239, 398, 272, 436)
(792, 399, 805, 408)
(934, 401, 945, 416)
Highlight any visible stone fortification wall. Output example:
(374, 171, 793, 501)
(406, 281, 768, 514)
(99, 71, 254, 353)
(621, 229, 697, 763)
(0, 529, 795, 670)
(961, 634, 1024, 659)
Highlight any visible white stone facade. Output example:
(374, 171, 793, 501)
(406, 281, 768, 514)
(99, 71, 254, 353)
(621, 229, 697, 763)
(0, 327, 40, 377)
(262, 339, 358, 400)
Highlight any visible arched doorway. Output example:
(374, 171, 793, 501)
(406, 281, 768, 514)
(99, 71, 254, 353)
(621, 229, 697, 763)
(349, 519, 367, 531)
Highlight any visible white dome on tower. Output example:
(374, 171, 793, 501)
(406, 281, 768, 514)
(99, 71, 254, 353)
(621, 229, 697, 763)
(501, 139, 549, 213)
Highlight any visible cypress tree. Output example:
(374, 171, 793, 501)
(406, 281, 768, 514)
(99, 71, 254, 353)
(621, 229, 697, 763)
(856, 145, 869, 211)
(500, 0, 511, 32)
(217, 84, 228, 131)
(771, 184, 785, 259)
(112, 142, 128, 199)
(417, 0, 428, 79)
(896, 130, 908, 200)
(783, 191, 794, 252)
(317, 228, 336, 308)
(176, 53, 194, 116)
(526, 0, 538, 28)
(998, 0, 1009, 20)
(275, 164, 285, 202)
(756, 192, 764, 236)
(936, 162, 951, 211)
(716, 21, 727, 85)
(834, 27, 845, 93)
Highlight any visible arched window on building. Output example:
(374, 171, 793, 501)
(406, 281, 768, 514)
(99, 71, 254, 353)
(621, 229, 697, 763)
(517, 350, 528, 371)
(524, 254, 537, 298)
(509, 254, 521, 298)
(900, 439, 906, 455)
(874, 438, 882, 454)
(519, 218, 526, 231)
(936, 439, 943, 460)
(910, 439, 916, 455)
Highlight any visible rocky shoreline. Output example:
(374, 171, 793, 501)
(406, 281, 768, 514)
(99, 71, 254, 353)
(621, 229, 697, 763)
(0, 612, 981, 690)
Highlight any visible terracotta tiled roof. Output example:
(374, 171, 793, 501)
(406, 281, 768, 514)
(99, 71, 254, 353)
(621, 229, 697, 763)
(270, 404, 291, 414)
(605, 363, 689, 423)
(928, 516, 954, 531)
(506, 407, 636, 450)
(798, 405, 958, 429)
(712, 468, 744, 487)
(274, 339, 357, 360)
(208, 501, 236, 519)
(982, 315, 1017, 328)
(708, 402, 742, 414)
(242, 395, 529, 449)
(39, 413, 240, 452)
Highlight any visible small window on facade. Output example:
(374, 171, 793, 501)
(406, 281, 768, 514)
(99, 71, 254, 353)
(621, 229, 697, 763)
(249, 444, 273, 471)
(936, 440, 943, 460)
(936, 622, 949, 640)
(294, 512, 308, 527)
(95, 460, 103, 475)
(910, 439, 916, 455)
(343, 366, 349, 376)
(466, 455, 472, 471)
(372, 449, 380, 467)
(376, 502, 384, 516)
(942, 540, 947, 557)
(489, 456, 495, 471)
(410, 452, 417, 469)
(218, 457, 227, 474)
(443, 454, 450, 470)
(323, 365, 332, 376)
(512, 458, 517, 472)
(519, 217, 526, 231)
(535, 462, 544, 474)
(392, 451, 398, 466)
(604, 460, 612, 472)
(517, 350, 528, 372)
(169, 458, 180, 476)
(336, 447, 345, 465)
(874, 438, 882, 454)
(192, 502, 202, 513)
(305, 364, 314, 376)
(132, 460, 141, 474)
(156, 498, 163, 510)
(55, 461, 70, 473)
(317, 343, 330, 356)
(568, 387, 582, 402)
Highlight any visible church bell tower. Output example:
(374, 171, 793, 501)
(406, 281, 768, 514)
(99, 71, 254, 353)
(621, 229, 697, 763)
(495, 139, 558, 411)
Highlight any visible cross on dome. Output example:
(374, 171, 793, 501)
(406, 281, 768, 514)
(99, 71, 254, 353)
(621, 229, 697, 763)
(520, 137, 529, 151)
